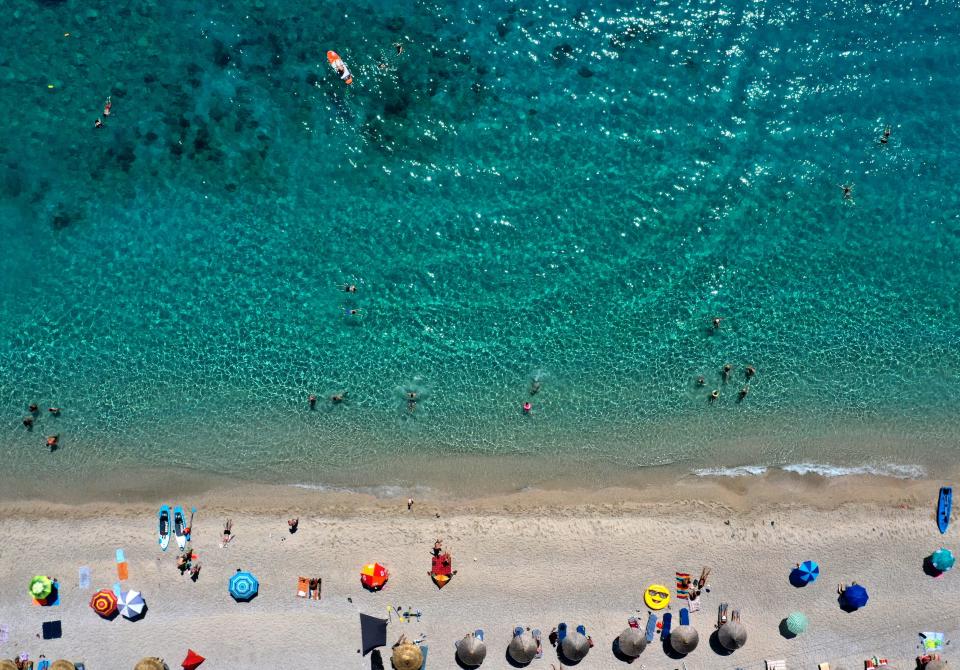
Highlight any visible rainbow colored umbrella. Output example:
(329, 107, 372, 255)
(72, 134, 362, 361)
(229, 570, 259, 601)
(931, 548, 956, 573)
(29, 576, 53, 600)
(90, 588, 118, 618)
(360, 563, 389, 591)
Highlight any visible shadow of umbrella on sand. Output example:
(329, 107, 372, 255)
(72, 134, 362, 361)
(616, 627, 647, 659)
(718, 621, 748, 651)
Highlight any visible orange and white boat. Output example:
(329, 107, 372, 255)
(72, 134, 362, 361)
(327, 50, 353, 85)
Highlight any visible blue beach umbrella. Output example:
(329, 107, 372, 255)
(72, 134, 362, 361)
(794, 561, 820, 584)
(229, 570, 259, 602)
(931, 548, 956, 573)
(841, 584, 869, 609)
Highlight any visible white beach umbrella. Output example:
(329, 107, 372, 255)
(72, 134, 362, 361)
(118, 590, 146, 620)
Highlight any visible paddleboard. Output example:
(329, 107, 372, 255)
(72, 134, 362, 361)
(327, 50, 353, 85)
(938, 486, 952, 534)
(173, 505, 187, 551)
(158, 505, 171, 551)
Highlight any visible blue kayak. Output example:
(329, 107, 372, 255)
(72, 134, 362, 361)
(938, 486, 952, 534)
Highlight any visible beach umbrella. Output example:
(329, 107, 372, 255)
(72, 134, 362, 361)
(932, 548, 956, 573)
(670, 625, 700, 654)
(507, 632, 537, 664)
(795, 560, 820, 584)
(133, 659, 166, 670)
(360, 614, 388, 655)
(29, 575, 53, 600)
(561, 631, 590, 662)
(718, 621, 748, 650)
(50, 662, 76, 670)
(926, 660, 948, 670)
(181, 649, 205, 670)
(392, 641, 423, 670)
(118, 590, 146, 620)
(842, 584, 869, 609)
(360, 562, 389, 591)
(228, 571, 259, 601)
(90, 588, 118, 618)
(618, 627, 647, 657)
(456, 634, 487, 667)
(0, 662, 18, 670)
(785, 612, 808, 635)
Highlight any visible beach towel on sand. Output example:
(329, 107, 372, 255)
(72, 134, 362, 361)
(0, 624, 8, 644)
(78, 566, 91, 589)
(675, 572, 691, 599)
(297, 577, 309, 598)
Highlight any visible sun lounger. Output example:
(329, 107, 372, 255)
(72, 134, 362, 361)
(718, 602, 728, 626)
(766, 661, 786, 670)
(514, 626, 524, 638)
(818, 664, 830, 670)
(661, 612, 672, 640)
(679, 608, 690, 626)
(557, 622, 567, 642)
(576, 624, 586, 637)
(532, 629, 542, 659)
(645, 613, 658, 642)
(297, 577, 309, 598)
(419, 645, 428, 669)
(474, 629, 484, 641)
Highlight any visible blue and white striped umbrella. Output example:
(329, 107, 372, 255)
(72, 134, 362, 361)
(118, 590, 145, 619)
(229, 571, 259, 602)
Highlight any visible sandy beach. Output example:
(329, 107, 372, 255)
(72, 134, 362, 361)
(0, 474, 956, 669)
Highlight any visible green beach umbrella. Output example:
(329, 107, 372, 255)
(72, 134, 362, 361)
(932, 548, 956, 573)
(29, 575, 53, 600)
(785, 612, 808, 635)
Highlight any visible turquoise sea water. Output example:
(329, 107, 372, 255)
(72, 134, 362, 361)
(1, 0, 959, 491)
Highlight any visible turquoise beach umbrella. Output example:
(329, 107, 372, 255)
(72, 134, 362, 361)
(785, 612, 808, 635)
(931, 548, 955, 573)
(229, 570, 259, 601)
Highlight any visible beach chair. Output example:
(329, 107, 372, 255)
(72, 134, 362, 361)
(576, 624, 586, 637)
(818, 664, 830, 670)
(297, 577, 309, 598)
(679, 608, 690, 626)
(557, 622, 567, 642)
(661, 612, 672, 640)
(718, 602, 728, 626)
(532, 629, 542, 659)
(419, 645, 428, 669)
(513, 626, 524, 638)
(766, 661, 786, 670)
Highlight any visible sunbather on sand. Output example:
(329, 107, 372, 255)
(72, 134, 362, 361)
(432, 539, 442, 556)
(190, 563, 201, 581)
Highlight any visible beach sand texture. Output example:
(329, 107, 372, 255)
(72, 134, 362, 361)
(0, 489, 956, 669)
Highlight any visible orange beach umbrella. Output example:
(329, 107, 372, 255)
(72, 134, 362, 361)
(360, 563, 389, 591)
(90, 588, 118, 618)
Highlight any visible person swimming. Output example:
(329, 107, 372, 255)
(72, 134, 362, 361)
(880, 126, 891, 144)
(696, 376, 706, 386)
(394, 43, 404, 56)
(308, 394, 317, 409)
(738, 386, 749, 401)
(745, 365, 756, 379)
(712, 317, 722, 329)
(722, 364, 732, 382)
(46, 434, 59, 450)
(529, 378, 542, 396)
(709, 390, 719, 402)
(341, 284, 357, 293)
(522, 401, 532, 414)
(840, 184, 853, 200)
(331, 391, 348, 404)
(22, 416, 33, 428)
(103, 96, 112, 117)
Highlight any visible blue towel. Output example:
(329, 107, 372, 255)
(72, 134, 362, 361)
(37, 660, 51, 670)
(679, 608, 690, 626)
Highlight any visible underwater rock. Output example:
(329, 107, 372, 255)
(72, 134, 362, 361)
(551, 43, 574, 63)
(578, 66, 593, 78)
(385, 16, 405, 32)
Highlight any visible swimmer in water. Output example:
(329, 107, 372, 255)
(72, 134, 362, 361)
(331, 391, 348, 404)
(308, 394, 317, 409)
(709, 390, 719, 402)
(94, 118, 104, 129)
(342, 284, 357, 293)
(738, 386, 749, 401)
(23, 416, 34, 429)
(529, 379, 542, 396)
(29, 403, 39, 413)
(880, 126, 891, 144)
(522, 402, 532, 414)
(745, 365, 756, 379)
(840, 184, 853, 200)
(345, 308, 361, 316)
(48, 407, 60, 415)
(407, 391, 418, 413)
(722, 364, 732, 383)
(46, 434, 59, 450)
(103, 96, 112, 117)
(394, 43, 403, 55)
(712, 317, 722, 330)
(696, 376, 706, 386)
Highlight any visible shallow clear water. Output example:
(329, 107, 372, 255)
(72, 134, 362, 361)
(1, 0, 959, 489)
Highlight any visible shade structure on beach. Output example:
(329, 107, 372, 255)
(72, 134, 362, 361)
(360, 562, 389, 591)
(841, 584, 869, 609)
(508, 631, 538, 664)
(618, 627, 647, 657)
(50, 661, 76, 670)
(392, 641, 423, 670)
(926, 660, 948, 670)
(932, 548, 956, 573)
(229, 571, 259, 601)
(670, 625, 700, 654)
(118, 589, 146, 620)
(90, 588, 118, 618)
(785, 612, 808, 635)
(561, 631, 590, 662)
(29, 575, 53, 600)
(181, 649, 205, 670)
(133, 658, 166, 670)
(360, 614, 388, 655)
(718, 621, 748, 650)
(0, 662, 18, 670)
(795, 561, 820, 584)
(456, 634, 487, 667)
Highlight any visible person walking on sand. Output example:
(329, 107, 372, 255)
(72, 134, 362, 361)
(221, 519, 233, 546)
(288, 518, 299, 534)
(407, 497, 414, 511)
(190, 562, 201, 581)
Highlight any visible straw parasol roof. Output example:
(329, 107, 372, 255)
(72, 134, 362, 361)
(456, 634, 487, 667)
(670, 625, 700, 654)
(134, 659, 167, 670)
(50, 662, 76, 670)
(0, 661, 18, 670)
(392, 641, 423, 670)
(926, 661, 948, 670)
(618, 627, 647, 657)
(561, 631, 590, 662)
(507, 632, 538, 664)
(718, 620, 748, 650)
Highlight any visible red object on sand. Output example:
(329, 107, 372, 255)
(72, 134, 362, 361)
(182, 649, 205, 669)
(431, 554, 452, 577)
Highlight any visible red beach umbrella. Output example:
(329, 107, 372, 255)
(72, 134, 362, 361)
(89, 589, 118, 618)
(181, 649, 205, 670)
(360, 563, 389, 591)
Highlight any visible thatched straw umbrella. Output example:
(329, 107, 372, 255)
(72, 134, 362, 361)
(456, 634, 487, 667)
(718, 620, 748, 650)
(926, 660, 948, 670)
(617, 627, 647, 657)
(134, 659, 167, 670)
(670, 625, 700, 654)
(507, 632, 538, 664)
(0, 661, 18, 670)
(561, 631, 590, 662)
(392, 641, 424, 670)
(50, 662, 76, 670)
